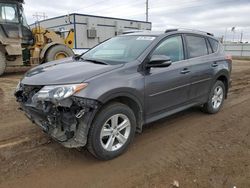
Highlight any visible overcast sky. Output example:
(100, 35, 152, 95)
(24, 0, 250, 42)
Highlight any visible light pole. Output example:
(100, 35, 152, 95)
(240, 31, 243, 43)
(224, 28, 228, 43)
(146, 0, 149, 22)
(231, 26, 236, 42)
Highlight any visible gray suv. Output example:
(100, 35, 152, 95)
(15, 29, 232, 160)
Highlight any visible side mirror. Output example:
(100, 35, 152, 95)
(146, 55, 172, 68)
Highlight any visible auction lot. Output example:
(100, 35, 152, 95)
(0, 60, 250, 188)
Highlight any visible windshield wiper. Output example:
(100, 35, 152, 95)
(82, 58, 108, 65)
(73, 54, 83, 61)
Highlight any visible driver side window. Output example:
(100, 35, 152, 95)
(0, 4, 18, 23)
(152, 36, 184, 62)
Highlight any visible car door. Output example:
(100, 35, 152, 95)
(144, 35, 192, 118)
(184, 34, 214, 102)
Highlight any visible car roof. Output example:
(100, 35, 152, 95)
(123, 29, 218, 41)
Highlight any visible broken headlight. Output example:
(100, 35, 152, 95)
(33, 83, 88, 102)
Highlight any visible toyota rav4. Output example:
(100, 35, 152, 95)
(15, 29, 232, 160)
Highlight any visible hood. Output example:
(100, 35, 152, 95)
(21, 57, 123, 85)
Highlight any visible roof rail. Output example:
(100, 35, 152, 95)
(165, 29, 178, 33)
(206, 32, 214, 36)
(178, 28, 214, 36)
(165, 28, 214, 36)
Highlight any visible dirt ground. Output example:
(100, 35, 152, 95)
(0, 60, 250, 188)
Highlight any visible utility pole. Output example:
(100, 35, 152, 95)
(33, 12, 47, 22)
(146, 0, 149, 22)
(33, 12, 47, 31)
(240, 31, 243, 43)
(231, 26, 236, 42)
(224, 28, 228, 43)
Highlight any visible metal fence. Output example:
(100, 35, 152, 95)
(223, 43, 250, 57)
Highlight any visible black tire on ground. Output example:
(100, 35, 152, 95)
(87, 102, 136, 160)
(0, 51, 6, 76)
(45, 45, 74, 62)
(202, 80, 226, 114)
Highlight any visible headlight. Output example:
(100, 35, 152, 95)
(33, 83, 88, 102)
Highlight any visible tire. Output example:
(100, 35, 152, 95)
(45, 45, 74, 62)
(202, 80, 225, 114)
(87, 103, 136, 160)
(0, 51, 6, 76)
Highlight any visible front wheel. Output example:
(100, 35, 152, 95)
(202, 80, 225, 114)
(87, 103, 136, 160)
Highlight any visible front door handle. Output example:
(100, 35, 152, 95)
(211, 62, 218, 67)
(181, 68, 190, 74)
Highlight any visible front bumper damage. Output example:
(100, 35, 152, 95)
(15, 84, 100, 148)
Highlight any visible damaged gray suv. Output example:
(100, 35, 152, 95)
(15, 29, 232, 160)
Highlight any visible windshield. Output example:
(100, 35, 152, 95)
(82, 35, 156, 64)
(0, 3, 19, 23)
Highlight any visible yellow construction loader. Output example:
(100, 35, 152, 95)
(0, 0, 74, 75)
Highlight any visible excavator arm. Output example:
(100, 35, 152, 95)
(65, 29, 74, 49)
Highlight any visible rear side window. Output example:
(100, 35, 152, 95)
(152, 36, 184, 62)
(208, 38, 219, 52)
(186, 35, 208, 58)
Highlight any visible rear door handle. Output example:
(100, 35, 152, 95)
(211, 62, 218, 67)
(181, 68, 190, 74)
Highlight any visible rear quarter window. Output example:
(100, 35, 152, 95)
(208, 38, 219, 53)
(186, 35, 208, 58)
(206, 38, 213, 54)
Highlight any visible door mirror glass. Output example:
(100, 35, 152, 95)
(147, 55, 172, 68)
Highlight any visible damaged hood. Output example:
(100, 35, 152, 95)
(21, 57, 123, 85)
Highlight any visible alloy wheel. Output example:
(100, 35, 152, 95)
(212, 85, 224, 109)
(100, 114, 131, 152)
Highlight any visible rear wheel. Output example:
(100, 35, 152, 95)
(202, 80, 225, 114)
(87, 103, 136, 160)
(45, 45, 74, 62)
(0, 51, 6, 76)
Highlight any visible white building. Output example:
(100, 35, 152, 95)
(30, 13, 152, 51)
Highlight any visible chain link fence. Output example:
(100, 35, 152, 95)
(223, 43, 250, 59)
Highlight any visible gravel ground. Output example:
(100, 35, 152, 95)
(0, 60, 250, 188)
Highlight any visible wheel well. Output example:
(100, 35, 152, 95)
(217, 75, 228, 97)
(100, 96, 143, 132)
